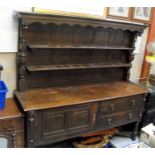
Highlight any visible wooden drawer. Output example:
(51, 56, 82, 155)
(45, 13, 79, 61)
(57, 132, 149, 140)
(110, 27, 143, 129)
(98, 95, 144, 116)
(96, 109, 143, 129)
(0, 117, 24, 133)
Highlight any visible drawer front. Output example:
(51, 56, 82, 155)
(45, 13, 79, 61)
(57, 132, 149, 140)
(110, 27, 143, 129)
(96, 109, 143, 129)
(0, 117, 24, 133)
(98, 95, 144, 116)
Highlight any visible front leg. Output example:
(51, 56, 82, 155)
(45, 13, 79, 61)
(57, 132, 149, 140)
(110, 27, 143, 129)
(27, 111, 35, 148)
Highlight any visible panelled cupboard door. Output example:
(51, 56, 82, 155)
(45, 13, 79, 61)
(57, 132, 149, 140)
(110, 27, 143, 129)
(30, 103, 97, 146)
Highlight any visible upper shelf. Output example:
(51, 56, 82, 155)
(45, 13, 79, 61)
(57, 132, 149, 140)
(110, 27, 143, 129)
(26, 63, 131, 72)
(27, 44, 134, 50)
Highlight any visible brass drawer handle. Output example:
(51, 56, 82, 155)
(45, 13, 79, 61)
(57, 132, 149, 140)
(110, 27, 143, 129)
(131, 99, 136, 106)
(128, 113, 133, 119)
(107, 118, 112, 125)
(110, 104, 114, 111)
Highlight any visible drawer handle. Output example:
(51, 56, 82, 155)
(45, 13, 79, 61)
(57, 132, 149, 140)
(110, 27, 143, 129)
(110, 104, 114, 111)
(139, 113, 142, 118)
(107, 118, 112, 125)
(128, 113, 133, 119)
(131, 99, 136, 106)
(22, 24, 29, 30)
(143, 97, 146, 102)
(4, 126, 14, 133)
(92, 114, 96, 123)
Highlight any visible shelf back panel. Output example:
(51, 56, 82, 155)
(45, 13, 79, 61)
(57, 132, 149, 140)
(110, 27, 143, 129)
(26, 68, 124, 89)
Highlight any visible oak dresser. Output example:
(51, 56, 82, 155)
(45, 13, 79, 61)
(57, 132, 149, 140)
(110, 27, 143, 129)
(14, 11, 149, 147)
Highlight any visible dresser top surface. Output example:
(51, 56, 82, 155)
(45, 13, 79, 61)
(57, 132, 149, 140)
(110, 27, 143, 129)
(15, 81, 148, 111)
(0, 99, 23, 120)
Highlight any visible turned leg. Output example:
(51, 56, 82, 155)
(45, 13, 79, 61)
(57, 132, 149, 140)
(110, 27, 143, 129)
(131, 112, 143, 141)
(130, 122, 139, 141)
(27, 111, 35, 148)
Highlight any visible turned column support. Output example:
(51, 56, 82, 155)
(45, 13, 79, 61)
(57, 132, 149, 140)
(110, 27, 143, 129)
(27, 111, 35, 148)
(17, 51, 27, 91)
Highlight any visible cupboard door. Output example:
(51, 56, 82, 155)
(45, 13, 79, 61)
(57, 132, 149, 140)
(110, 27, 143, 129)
(32, 103, 96, 146)
(42, 104, 95, 137)
(68, 104, 96, 132)
(43, 110, 67, 137)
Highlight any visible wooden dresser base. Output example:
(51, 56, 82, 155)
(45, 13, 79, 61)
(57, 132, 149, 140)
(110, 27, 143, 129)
(14, 81, 148, 147)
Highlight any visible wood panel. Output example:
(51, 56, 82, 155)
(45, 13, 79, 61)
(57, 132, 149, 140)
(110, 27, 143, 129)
(26, 68, 124, 89)
(43, 110, 66, 136)
(27, 49, 127, 66)
(29, 103, 95, 146)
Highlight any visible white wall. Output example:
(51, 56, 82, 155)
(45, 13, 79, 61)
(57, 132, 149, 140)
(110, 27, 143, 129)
(151, 64, 155, 74)
(130, 28, 148, 82)
(0, 7, 32, 53)
(0, 6, 105, 53)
